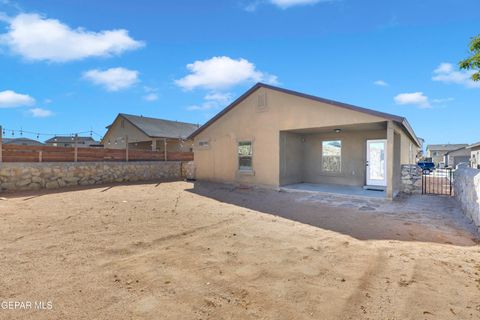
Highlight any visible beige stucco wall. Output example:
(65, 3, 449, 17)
(301, 130, 386, 186)
(102, 117, 150, 149)
(194, 87, 418, 190)
(279, 131, 303, 185)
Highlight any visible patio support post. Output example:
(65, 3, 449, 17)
(151, 139, 157, 151)
(386, 121, 395, 200)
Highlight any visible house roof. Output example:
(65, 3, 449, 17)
(2, 137, 44, 145)
(445, 146, 469, 155)
(426, 144, 469, 151)
(45, 136, 97, 143)
(116, 113, 199, 139)
(188, 83, 421, 146)
(467, 141, 480, 149)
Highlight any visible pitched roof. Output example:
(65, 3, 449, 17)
(45, 136, 97, 143)
(467, 141, 480, 149)
(188, 83, 420, 146)
(118, 113, 199, 139)
(445, 146, 469, 155)
(2, 137, 44, 146)
(426, 144, 469, 151)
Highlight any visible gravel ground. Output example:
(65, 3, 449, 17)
(0, 181, 479, 319)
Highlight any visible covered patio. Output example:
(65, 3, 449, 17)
(279, 121, 402, 199)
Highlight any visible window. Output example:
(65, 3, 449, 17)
(198, 140, 209, 148)
(322, 140, 341, 172)
(238, 141, 253, 171)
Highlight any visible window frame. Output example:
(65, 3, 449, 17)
(197, 139, 210, 150)
(321, 140, 342, 173)
(238, 140, 253, 172)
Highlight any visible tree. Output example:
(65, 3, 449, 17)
(459, 35, 480, 81)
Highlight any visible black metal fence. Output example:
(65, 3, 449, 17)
(422, 168, 454, 196)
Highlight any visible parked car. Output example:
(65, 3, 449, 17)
(455, 162, 469, 169)
(418, 161, 435, 173)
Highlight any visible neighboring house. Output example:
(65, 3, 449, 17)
(426, 144, 468, 166)
(45, 136, 98, 148)
(444, 147, 471, 168)
(101, 113, 199, 152)
(2, 137, 44, 146)
(189, 83, 421, 200)
(467, 141, 480, 169)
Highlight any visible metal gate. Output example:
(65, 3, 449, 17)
(422, 168, 454, 196)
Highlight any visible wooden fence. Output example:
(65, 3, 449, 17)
(0, 144, 193, 163)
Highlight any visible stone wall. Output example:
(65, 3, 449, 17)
(181, 161, 195, 180)
(400, 164, 422, 194)
(454, 168, 480, 229)
(0, 161, 184, 192)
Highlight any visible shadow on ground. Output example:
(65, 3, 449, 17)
(187, 181, 479, 246)
(0, 178, 181, 200)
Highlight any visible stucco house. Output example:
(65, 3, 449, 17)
(45, 136, 98, 148)
(189, 83, 421, 200)
(101, 113, 199, 152)
(426, 144, 468, 166)
(443, 147, 471, 168)
(467, 141, 480, 169)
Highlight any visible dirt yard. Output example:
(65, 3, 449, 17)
(0, 181, 479, 320)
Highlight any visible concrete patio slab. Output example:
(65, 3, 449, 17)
(281, 182, 386, 199)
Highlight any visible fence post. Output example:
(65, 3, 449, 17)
(125, 135, 129, 162)
(74, 134, 78, 162)
(164, 138, 167, 161)
(0, 125, 2, 163)
(38, 151, 42, 163)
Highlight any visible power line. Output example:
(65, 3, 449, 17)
(1, 127, 104, 139)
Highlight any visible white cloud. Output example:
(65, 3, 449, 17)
(244, 0, 261, 11)
(83, 67, 139, 91)
(270, 0, 330, 9)
(205, 92, 232, 104)
(175, 56, 278, 91)
(0, 90, 35, 108)
(0, 13, 144, 62)
(143, 93, 158, 101)
(187, 92, 233, 112)
(431, 97, 454, 104)
(432, 62, 480, 88)
(28, 107, 53, 118)
(394, 92, 431, 108)
(142, 86, 159, 101)
(374, 80, 388, 86)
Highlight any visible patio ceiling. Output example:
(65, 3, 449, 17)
(282, 121, 387, 135)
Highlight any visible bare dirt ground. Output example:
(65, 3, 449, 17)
(0, 181, 479, 320)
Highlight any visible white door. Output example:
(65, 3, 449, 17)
(366, 139, 387, 186)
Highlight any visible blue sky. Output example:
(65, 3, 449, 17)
(0, 0, 478, 145)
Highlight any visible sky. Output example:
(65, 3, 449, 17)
(0, 0, 479, 145)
